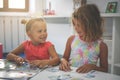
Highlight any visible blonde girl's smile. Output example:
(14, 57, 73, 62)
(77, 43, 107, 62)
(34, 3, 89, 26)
(39, 36, 47, 42)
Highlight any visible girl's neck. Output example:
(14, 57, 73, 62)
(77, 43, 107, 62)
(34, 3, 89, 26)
(79, 35, 85, 41)
(32, 42, 39, 46)
(31, 41, 41, 46)
(79, 35, 95, 43)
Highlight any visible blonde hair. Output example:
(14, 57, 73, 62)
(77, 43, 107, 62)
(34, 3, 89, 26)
(21, 19, 28, 24)
(72, 4, 104, 42)
(21, 18, 46, 33)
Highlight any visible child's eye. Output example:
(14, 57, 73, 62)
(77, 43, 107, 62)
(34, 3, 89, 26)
(77, 23, 80, 27)
(38, 30, 42, 33)
(44, 29, 47, 32)
(72, 21, 75, 26)
(73, 23, 75, 26)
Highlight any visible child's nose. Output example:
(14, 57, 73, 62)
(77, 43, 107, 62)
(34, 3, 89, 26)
(41, 32, 47, 35)
(74, 26, 78, 30)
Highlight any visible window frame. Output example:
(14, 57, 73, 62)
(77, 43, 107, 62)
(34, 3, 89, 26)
(0, 0, 29, 12)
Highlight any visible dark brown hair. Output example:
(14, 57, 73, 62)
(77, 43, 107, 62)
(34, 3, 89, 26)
(72, 4, 103, 42)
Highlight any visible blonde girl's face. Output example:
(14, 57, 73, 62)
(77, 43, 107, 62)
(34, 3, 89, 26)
(28, 21, 47, 45)
(72, 18, 85, 37)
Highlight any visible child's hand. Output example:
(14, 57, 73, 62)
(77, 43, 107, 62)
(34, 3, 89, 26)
(29, 60, 40, 67)
(14, 57, 25, 65)
(29, 60, 48, 68)
(38, 60, 48, 68)
(59, 58, 71, 71)
(76, 64, 96, 73)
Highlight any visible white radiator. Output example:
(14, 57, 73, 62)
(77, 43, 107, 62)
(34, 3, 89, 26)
(0, 16, 29, 52)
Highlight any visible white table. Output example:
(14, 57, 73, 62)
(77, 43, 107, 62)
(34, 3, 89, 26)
(30, 66, 120, 80)
(1, 59, 120, 80)
(0, 59, 38, 80)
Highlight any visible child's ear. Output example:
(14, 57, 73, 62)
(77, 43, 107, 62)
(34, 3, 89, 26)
(27, 31, 31, 37)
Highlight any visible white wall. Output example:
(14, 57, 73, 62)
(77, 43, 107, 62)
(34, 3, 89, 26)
(46, 0, 73, 16)
(0, 0, 120, 54)
(47, 24, 72, 54)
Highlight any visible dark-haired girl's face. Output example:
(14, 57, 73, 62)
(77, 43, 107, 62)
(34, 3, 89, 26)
(72, 18, 85, 37)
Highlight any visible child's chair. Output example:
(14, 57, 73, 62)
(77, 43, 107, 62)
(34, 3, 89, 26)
(0, 43, 3, 59)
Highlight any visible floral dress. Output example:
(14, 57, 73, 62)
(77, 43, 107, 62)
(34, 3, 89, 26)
(70, 35, 101, 67)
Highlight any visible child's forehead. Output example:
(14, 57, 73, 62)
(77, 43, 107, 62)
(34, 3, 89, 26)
(73, 18, 82, 24)
(31, 21, 46, 29)
(34, 21, 45, 24)
(32, 21, 46, 26)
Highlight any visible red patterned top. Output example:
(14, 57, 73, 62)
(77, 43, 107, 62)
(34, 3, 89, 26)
(22, 40, 53, 60)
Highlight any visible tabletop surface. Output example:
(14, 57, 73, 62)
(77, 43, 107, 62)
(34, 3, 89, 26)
(30, 66, 120, 80)
(0, 59, 120, 80)
(0, 59, 39, 80)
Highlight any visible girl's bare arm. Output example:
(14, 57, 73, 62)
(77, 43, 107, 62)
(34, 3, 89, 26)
(6, 44, 24, 61)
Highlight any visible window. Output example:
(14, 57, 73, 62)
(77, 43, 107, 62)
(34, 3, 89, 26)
(0, 0, 29, 12)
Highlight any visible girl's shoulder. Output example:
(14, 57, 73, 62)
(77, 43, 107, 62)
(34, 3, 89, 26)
(45, 41, 53, 47)
(97, 39, 107, 46)
(67, 35, 76, 45)
(97, 39, 108, 52)
(68, 34, 81, 42)
(99, 40, 108, 49)
(22, 40, 31, 45)
(68, 35, 75, 42)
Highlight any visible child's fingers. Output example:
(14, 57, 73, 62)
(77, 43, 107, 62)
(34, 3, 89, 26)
(76, 66, 88, 73)
(29, 60, 39, 67)
(15, 57, 25, 64)
(76, 66, 83, 73)
(23, 59, 30, 63)
(64, 63, 71, 71)
(39, 65, 44, 68)
(59, 63, 71, 71)
(60, 64, 67, 71)
(79, 68, 87, 73)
